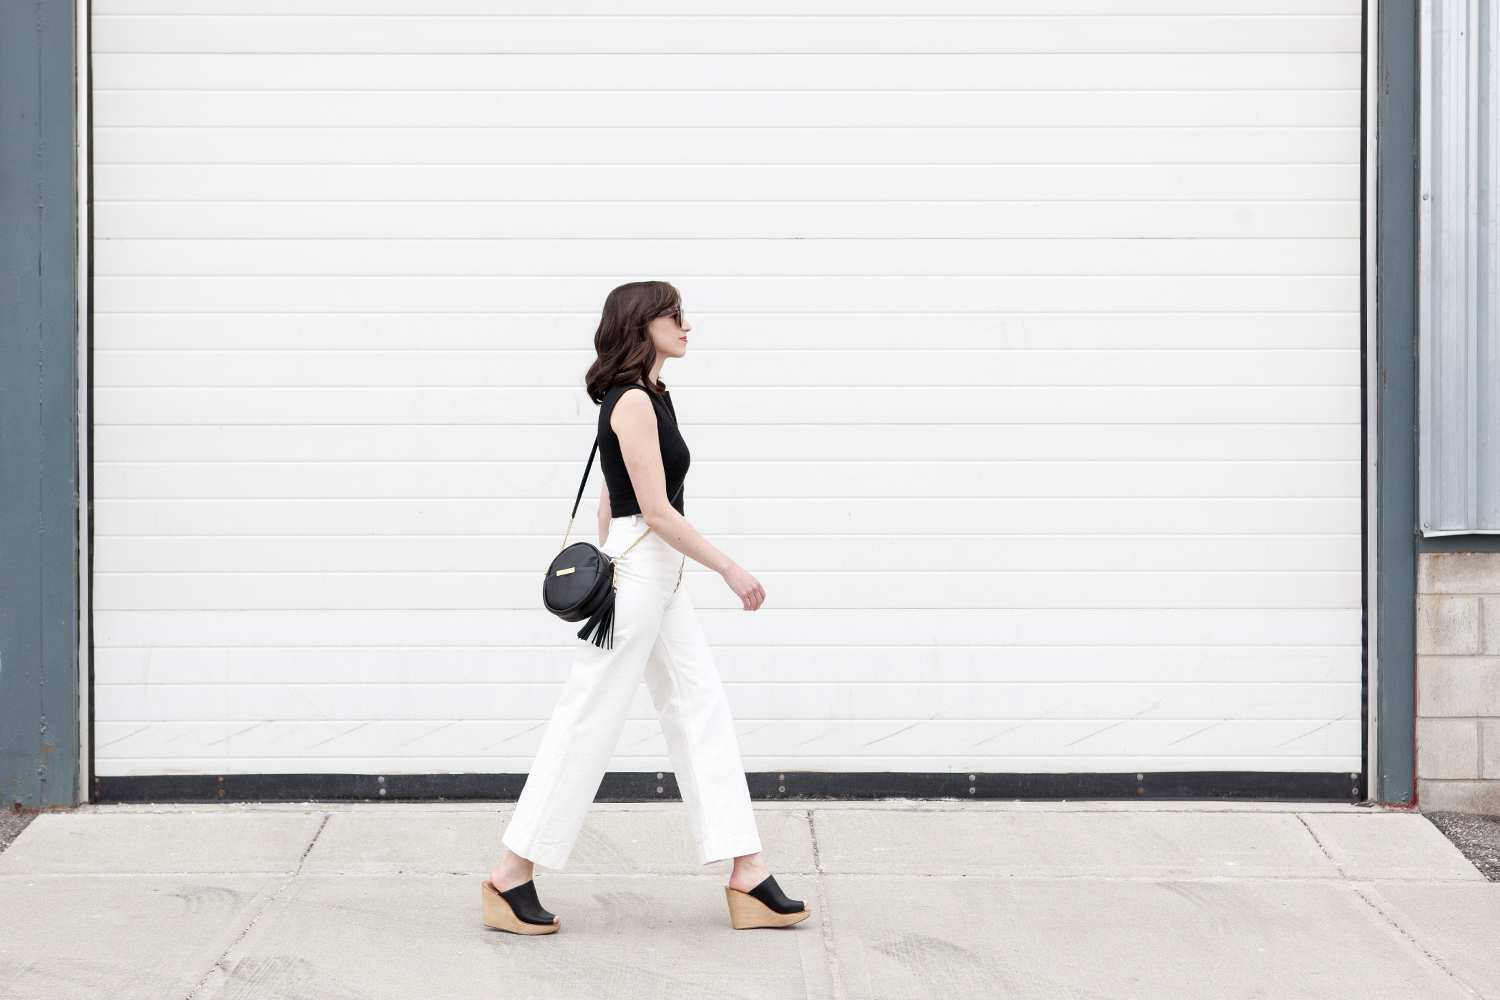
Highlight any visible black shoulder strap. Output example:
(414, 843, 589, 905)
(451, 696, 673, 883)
(571, 439, 598, 521)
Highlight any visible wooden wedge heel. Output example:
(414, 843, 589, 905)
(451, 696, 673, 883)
(481, 879, 560, 935)
(725, 875, 811, 929)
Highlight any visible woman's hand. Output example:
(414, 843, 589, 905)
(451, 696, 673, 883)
(721, 563, 766, 611)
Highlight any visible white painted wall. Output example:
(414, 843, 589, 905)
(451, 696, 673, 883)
(91, 2, 1364, 776)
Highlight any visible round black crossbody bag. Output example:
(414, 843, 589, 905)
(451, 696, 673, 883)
(542, 440, 654, 649)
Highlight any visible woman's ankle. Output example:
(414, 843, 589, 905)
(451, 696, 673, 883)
(728, 852, 770, 892)
(491, 851, 535, 892)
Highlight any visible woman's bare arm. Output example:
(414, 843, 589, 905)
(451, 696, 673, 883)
(611, 389, 765, 611)
(597, 478, 611, 546)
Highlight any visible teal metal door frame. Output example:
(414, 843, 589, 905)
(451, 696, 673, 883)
(0, 0, 82, 810)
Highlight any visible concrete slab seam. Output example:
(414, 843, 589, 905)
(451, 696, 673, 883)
(184, 812, 331, 1000)
(806, 872, 1460, 885)
(9, 870, 1477, 885)
(806, 810, 846, 1000)
(1348, 885, 1482, 997)
(1295, 813, 1349, 878)
(294, 814, 332, 873)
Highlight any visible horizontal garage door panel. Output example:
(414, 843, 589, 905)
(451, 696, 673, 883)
(95, 536, 1360, 575)
(95, 128, 1356, 166)
(94, 314, 1358, 351)
(96, 424, 1362, 462)
(93, 51, 1360, 94)
(94, 204, 1357, 241)
(94, 636, 1358, 686)
(93, 462, 1360, 500)
(95, 499, 1361, 538)
(91, 3, 1363, 778)
(92, 16, 1358, 54)
(93, 3, 1358, 21)
(96, 608, 1361, 648)
(91, 721, 1361, 776)
(97, 238, 1361, 280)
(97, 92, 1360, 129)
(96, 386, 1359, 423)
(93, 350, 1360, 388)
(93, 573, 1360, 612)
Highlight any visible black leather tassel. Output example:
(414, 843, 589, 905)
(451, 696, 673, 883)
(576, 587, 617, 649)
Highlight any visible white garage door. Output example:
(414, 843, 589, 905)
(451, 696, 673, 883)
(91, 3, 1363, 781)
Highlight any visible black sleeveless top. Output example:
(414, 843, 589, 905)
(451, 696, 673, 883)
(598, 384, 690, 517)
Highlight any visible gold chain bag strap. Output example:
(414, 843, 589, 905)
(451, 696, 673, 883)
(541, 439, 652, 649)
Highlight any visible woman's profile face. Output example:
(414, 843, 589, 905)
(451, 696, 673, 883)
(646, 305, 691, 360)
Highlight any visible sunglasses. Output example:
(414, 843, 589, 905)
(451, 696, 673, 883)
(655, 305, 686, 328)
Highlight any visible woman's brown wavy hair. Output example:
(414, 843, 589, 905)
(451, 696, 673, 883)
(584, 280, 682, 403)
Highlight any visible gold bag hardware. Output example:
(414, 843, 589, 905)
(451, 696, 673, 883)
(555, 567, 576, 576)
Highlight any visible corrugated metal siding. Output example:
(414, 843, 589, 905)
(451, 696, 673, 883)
(91, 2, 1364, 777)
(1420, 0, 1500, 533)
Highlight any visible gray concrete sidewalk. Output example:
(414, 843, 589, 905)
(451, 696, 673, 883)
(2, 801, 1499, 1000)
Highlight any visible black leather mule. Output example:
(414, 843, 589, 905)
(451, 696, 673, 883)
(725, 875, 811, 929)
(481, 879, 560, 935)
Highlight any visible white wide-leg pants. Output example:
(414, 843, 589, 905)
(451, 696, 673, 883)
(503, 514, 763, 870)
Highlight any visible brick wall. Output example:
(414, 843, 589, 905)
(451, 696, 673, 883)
(1416, 552, 1500, 814)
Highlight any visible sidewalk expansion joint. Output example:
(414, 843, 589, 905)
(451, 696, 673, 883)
(294, 813, 331, 875)
(1295, 813, 1349, 878)
(184, 812, 330, 1000)
(1349, 886, 1480, 998)
(807, 809, 847, 1000)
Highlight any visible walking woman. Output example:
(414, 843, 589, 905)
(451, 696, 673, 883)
(482, 281, 810, 935)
